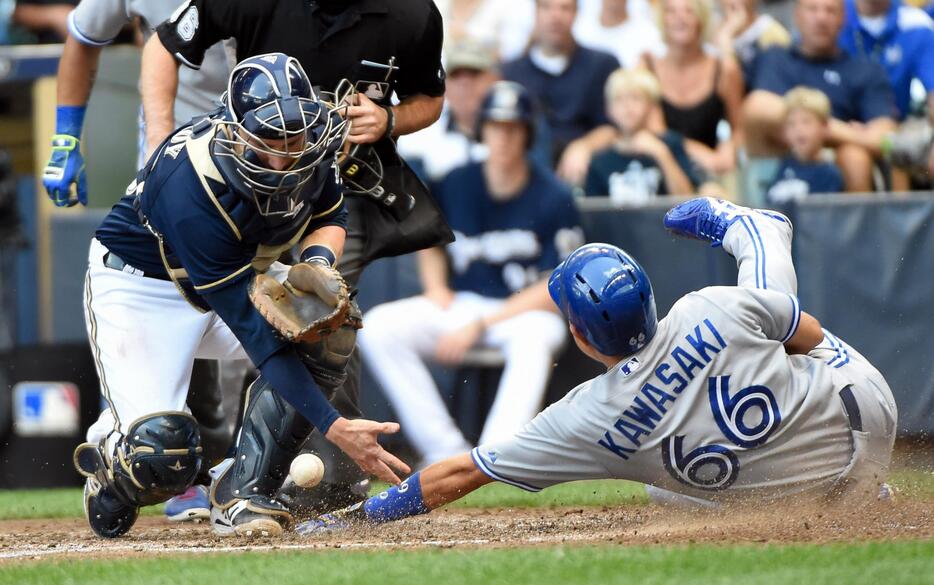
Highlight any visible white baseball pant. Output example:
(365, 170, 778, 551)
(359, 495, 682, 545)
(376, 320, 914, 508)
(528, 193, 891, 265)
(83, 238, 285, 453)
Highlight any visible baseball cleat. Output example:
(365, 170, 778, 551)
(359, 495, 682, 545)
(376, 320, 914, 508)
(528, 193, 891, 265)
(878, 482, 898, 503)
(295, 501, 366, 536)
(83, 477, 139, 539)
(277, 478, 371, 517)
(164, 484, 211, 522)
(210, 495, 291, 537)
(664, 197, 790, 246)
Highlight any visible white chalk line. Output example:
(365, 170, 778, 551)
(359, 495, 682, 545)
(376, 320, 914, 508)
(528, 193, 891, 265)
(0, 533, 596, 561)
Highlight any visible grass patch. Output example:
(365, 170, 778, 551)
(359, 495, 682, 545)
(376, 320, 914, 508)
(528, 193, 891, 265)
(3, 541, 934, 585)
(889, 469, 934, 499)
(0, 488, 161, 521)
(369, 479, 649, 508)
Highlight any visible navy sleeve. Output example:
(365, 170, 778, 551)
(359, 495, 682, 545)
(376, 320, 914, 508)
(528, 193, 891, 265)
(200, 268, 340, 432)
(259, 348, 340, 433)
(856, 60, 897, 122)
(750, 48, 790, 94)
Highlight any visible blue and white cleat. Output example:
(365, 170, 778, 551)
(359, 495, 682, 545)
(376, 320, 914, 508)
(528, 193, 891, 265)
(165, 484, 211, 522)
(295, 501, 366, 536)
(664, 197, 790, 246)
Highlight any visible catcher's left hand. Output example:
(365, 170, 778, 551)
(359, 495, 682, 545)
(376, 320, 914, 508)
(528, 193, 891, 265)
(250, 262, 354, 343)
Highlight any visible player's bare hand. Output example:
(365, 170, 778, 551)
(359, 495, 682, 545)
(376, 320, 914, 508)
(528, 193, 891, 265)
(423, 286, 455, 310)
(346, 93, 389, 144)
(325, 417, 410, 484)
(557, 140, 592, 186)
(435, 320, 485, 365)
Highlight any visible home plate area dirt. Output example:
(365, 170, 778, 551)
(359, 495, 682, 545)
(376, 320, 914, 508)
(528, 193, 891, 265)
(2, 500, 932, 562)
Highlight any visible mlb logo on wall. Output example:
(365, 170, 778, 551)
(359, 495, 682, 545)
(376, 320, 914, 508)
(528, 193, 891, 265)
(12, 382, 79, 436)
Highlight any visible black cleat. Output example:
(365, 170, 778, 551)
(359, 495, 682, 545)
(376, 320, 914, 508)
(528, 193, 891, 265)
(83, 478, 139, 539)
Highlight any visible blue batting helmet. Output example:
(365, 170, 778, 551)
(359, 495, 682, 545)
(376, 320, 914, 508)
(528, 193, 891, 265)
(475, 81, 535, 146)
(212, 53, 348, 218)
(548, 243, 658, 357)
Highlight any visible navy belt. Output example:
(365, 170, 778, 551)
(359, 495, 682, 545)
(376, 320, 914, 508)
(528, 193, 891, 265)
(839, 385, 863, 432)
(103, 251, 170, 281)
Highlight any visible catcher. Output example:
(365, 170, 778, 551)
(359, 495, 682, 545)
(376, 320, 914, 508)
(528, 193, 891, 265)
(73, 53, 409, 539)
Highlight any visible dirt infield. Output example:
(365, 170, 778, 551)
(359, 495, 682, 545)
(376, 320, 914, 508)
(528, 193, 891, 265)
(2, 499, 933, 563)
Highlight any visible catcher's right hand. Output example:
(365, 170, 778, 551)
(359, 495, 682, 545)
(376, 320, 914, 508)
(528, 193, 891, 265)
(250, 262, 352, 343)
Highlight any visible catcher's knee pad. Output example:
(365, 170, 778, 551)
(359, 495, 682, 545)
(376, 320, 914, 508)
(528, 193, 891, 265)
(211, 376, 314, 510)
(297, 300, 362, 395)
(75, 412, 203, 508)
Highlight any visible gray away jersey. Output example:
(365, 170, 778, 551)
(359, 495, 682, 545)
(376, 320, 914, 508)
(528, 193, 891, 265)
(473, 285, 858, 501)
(68, 0, 232, 128)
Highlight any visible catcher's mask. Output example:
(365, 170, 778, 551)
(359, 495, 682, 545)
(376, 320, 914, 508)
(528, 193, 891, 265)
(212, 53, 349, 218)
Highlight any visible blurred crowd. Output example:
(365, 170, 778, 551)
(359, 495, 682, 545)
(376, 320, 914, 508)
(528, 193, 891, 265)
(399, 0, 934, 204)
(4, 0, 934, 201)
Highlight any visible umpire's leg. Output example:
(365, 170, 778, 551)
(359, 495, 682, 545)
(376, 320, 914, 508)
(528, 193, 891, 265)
(295, 197, 369, 506)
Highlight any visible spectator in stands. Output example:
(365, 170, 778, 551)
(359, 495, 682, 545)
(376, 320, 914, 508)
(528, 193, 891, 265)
(766, 87, 845, 203)
(398, 40, 500, 187)
(573, 0, 665, 68)
(433, 0, 535, 62)
(503, 0, 620, 163)
(585, 68, 699, 203)
(743, 0, 896, 192)
(714, 0, 792, 86)
(12, 0, 76, 42)
(838, 0, 934, 183)
(640, 0, 745, 175)
(358, 82, 582, 465)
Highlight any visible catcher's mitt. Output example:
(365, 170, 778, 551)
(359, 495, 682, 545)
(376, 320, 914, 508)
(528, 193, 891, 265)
(250, 262, 353, 343)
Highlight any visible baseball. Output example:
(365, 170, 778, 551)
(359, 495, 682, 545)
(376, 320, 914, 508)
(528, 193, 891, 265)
(290, 453, 325, 488)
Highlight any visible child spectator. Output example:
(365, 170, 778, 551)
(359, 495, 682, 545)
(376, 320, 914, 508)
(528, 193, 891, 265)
(766, 87, 845, 203)
(585, 69, 700, 203)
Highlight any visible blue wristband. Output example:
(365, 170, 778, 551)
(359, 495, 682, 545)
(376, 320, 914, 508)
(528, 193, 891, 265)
(55, 105, 87, 138)
(363, 472, 430, 523)
(300, 244, 336, 267)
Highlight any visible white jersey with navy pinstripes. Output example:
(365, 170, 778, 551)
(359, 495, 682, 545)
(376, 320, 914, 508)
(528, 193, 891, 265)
(471, 284, 858, 500)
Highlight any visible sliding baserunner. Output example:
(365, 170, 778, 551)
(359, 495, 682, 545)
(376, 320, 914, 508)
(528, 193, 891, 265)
(298, 197, 897, 532)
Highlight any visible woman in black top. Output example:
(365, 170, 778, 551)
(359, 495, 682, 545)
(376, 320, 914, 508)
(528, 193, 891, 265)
(640, 0, 744, 175)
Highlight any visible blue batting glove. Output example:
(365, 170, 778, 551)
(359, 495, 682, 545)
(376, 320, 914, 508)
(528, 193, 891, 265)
(43, 134, 88, 207)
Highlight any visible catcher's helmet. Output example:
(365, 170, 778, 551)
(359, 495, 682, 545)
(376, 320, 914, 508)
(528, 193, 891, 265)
(475, 81, 535, 146)
(212, 53, 348, 218)
(548, 243, 658, 357)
